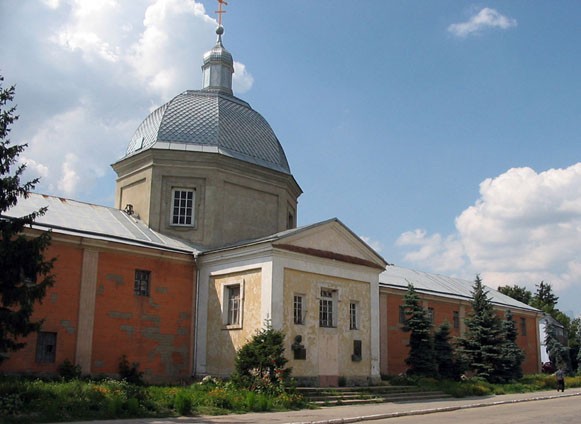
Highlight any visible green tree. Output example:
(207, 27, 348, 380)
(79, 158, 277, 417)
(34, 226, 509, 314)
(544, 320, 570, 371)
(0, 75, 55, 362)
(530, 281, 559, 313)
(456, 275, 505, 383)
(402, 283, 436, 377)
(497, 310, 525, 381)
(434, 321, 460, 380)
(497, 285, 533, 305)
(233, 321, 291, 393)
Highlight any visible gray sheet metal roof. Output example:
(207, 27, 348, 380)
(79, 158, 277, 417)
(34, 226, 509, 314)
(123, 90, 291, 174)
(3, 193, 198, 254)
(380, 266, 538, 313)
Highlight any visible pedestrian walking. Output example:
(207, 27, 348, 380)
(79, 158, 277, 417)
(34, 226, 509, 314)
(555, 368, 565, 392)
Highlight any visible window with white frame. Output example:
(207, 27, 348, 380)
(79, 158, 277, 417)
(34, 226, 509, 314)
(171, 188, 195, 226)
(222, 282, 244, 327)
(427, 307, 435, 325)
(349, 302, 359, 330)
(293, 294, 305, 325)
(319, 288, 337, 328)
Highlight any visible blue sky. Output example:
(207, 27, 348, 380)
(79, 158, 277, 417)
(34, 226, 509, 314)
(1, 1, 580, 317)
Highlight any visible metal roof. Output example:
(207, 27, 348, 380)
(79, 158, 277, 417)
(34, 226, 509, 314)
(380, 265, 539, 313)
(3, 193, 199, 254)
(122, 90, 291, 174)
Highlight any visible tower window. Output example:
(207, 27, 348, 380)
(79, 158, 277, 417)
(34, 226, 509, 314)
(171, 189, 195, 226)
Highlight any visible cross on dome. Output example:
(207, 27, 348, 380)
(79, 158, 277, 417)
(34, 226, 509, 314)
(215, 0, 228, 26)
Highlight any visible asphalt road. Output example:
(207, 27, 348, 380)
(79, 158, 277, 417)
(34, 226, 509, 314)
(371, 396, 580, 424)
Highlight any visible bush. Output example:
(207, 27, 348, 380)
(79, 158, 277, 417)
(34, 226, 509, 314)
(118, 355, 144, 386)
(232, 322, 292, 395)
(58, 359, 82, 380)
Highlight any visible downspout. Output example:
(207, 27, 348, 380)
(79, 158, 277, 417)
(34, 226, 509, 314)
(192, 253, 201, 379)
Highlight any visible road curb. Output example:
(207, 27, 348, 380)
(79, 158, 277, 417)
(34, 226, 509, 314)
(286, 391, 581, 424)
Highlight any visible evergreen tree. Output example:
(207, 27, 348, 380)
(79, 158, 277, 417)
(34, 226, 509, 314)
(434, 321, 459, 380)
(233, 321, 291, 393)
(456, 275, 504, 382)
(402, 283, 436, 377)
(0, 75, 55, 362)
(498, 310, 525, 381)
(530, 281, 559, 313)
(544, 320, 570, 371)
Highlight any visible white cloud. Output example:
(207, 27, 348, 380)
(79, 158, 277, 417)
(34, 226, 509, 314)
(397, 164, 581, 299)
(3, 1, 253, 202)
(448, 8, 517, 38)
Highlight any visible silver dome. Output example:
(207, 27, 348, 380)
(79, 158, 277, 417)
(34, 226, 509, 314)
(124, 90, 291, 174)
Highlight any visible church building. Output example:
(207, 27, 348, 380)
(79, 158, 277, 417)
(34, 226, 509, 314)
(0, 22, 541, 385)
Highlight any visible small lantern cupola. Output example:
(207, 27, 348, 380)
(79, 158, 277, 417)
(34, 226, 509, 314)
(201, 25, 234, 96)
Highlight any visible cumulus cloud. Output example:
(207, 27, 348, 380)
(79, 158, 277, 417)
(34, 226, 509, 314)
(1, 0, 253, 203)
(448, 8, 517, 38)
(397, 164, 581, 297)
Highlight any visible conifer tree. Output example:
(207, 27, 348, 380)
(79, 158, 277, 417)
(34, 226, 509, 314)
(456, 275, 504, 382)
(0, 75, 55, 362)
(497, 310, 524, 381)
(434, 321, 459, 380)
(544, 320, 570, 370)
(402, 283, 436, 377)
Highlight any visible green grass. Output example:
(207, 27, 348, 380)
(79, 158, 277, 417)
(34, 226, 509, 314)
(383, 373, 581, 398)
(0, 377, 306, 424)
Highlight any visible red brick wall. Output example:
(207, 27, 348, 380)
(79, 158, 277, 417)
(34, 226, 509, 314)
(380, 289, 540, 376)
(0, 241, 83, 375)
(91, 250, 195, 382)
(0, 233, 196, 383)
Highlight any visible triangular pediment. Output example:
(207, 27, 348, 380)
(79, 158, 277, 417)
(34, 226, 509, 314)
(273, 218, 387, 270)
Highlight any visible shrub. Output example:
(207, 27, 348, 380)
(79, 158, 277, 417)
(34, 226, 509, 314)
(58, 359, 82, 380)
(174, 390, 193, 415)
(118, 355, 144, 386)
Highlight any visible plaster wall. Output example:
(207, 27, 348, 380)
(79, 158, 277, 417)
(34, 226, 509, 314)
(283, 268, 372, 385)
(204, 268, 263, 377)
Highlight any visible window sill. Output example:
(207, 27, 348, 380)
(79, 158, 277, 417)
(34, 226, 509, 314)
(223, 324, 242, 330)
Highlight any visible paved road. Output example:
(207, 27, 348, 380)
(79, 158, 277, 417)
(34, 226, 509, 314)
(61, 389, 581, 424)
(371, 396, 580, 423)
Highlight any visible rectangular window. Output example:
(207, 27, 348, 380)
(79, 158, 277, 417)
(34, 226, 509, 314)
(293, 294, 305, 325)
(171, 189, 195, 226)
(453, 311, 460, 329)
(134, 270, 150, 296)
(319, 289, 336, 328)
(227, 285, 241, 326)
(399, 305, 406, 324)
(350, 302, 359, 330)
(35, 332, 57, 363)
(520, 317, 527, 336)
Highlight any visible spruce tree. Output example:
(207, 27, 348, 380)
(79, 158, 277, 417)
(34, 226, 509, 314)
(456, 275, 504, 382)
(0, 75, 55, 362)
(544, 320, 570, 370)
(402, 283, 436, 377)
(434, 321, 459, 380)
(498, 310, 524, 382)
